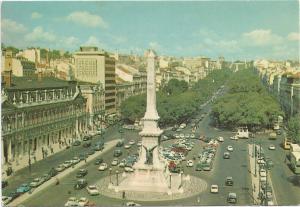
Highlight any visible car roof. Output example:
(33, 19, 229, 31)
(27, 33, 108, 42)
(229, 192, 237, 197)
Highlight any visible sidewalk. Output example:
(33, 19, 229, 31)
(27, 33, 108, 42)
(9, 139, 119, 207)
(248, 144, 277, 205)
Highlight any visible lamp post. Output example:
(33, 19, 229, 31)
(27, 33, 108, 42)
(109, 168, 112, 184)
(116, 170, 119, 186)
(169, 173, 172, 189)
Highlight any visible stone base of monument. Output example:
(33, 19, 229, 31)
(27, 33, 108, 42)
(96, 174, 207, 201)
(115, 169, 170, 193)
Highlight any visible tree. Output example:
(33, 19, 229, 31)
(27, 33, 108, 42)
(287, 116, 300, 143)
(162, 79, 188, 95)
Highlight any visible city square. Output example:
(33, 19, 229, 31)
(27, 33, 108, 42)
(1, 1, 300, 206)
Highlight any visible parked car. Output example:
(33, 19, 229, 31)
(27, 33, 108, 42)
(86, 185, 99, 195)
(119, 159, 126, 168)
(227, 192, 237, 203)
(114, 149, 122, 157)
(2, 196, 12, 205)
(83, 141, 91, 148)
(268, 144, 276, 150)
(76, 169, 88, 178)
(124, 144, 131, 149)
(218, 136, 224, 142)
(124, 167, 134, 172)
(126, 201, 141, 206)
(63, 160, 73, 168)
(72, 157, 81, 164)
(17, 183, 31, 193)
(2, 180, 8, 188)
(116, 140, 124, 147)
(78, 197, 89, 206)
(225, 176, 234, 186)
(230, 136, 238, 140)
(186, 160, 194, 167)
(30, 177, 43, 188)
(129, 140, 135, 145)
(48, 168, 58, 177)
(64, 197, 79, 207)
(72, 140, 81, 146)
(94, 158, 103, 165)
(210, 184, 219, 193)
(98, 163, 108, 171)
(223, 152, 230, 159)
(74, 179, 88, 190)
(55, 164, 66, 172)
(227, 145, 234, 152)
(111, 158, 119, 166)
(195, 163, 203, 171)
(41, 173, 51, 182)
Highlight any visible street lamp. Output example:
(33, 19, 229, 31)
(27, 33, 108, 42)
(109, 168, 112, 184)
(169, 173, 172, 189)
(116, 170, 119, 186)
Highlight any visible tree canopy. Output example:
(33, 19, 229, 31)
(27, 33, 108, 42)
(287, 116, 300, 143)
(211, 69, 283, 130)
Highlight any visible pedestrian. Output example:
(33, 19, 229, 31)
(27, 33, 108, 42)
(85, 158, 87, 163)
(51, 147, 54, 154)
(122, 191, 126, 199)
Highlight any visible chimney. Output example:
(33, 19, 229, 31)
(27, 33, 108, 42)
(4, 50, 13, 87)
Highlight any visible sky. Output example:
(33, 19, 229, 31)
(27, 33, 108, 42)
(1, 1, 299, 60)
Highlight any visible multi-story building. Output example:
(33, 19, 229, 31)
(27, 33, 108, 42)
(1, 66, 87, 172)
(74, 46, 116, 115)
(16, 48, 40, 64)
(115, 64, 147, 112)
(79, 82, 105, 131)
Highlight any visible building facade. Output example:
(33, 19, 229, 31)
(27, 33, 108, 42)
(74, 46, 116, 115)
(1, 74, 87, 172)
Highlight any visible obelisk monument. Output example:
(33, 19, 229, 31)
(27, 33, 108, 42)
(116, 50, 169, 193)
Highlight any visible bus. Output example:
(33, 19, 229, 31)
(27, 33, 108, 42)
(283, 137, 291, 150)
(290, 151, 300, 174)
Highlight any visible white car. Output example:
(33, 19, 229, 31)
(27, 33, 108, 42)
(124, 144, 131, 149)
(2, 196, 12, 205)
(63, 160, 73, 168)
(230, 136, 238, 140)
(218, 136, 224, 142)
(185, 134, 190, 138)
(257, 158, 266, 164)
(186, 160, 194, 167)
(86, 185, 99, 195)
(210, 184, 219, 193)
(30, 177, 43, 187)
(190, 134, 195, 138)
(227, 145, 234, 152)
(126, 201, 141, 206)
(64, 197, 79, 207)
(124, 167, 134, 172)
(98, 163, 108, 171)
(129, 140, 135, 145)
(119, 159, 126, 167)
(55, 164, 66, 172)
(269, 144, 276, 150)
(179, 134, 185, 138)
(111, 158, 119, 166)
(260, 169, 267, 177)
(78, 197, 88, 207)
(137, 141, 142, 146)
(72, 157, 81, 164)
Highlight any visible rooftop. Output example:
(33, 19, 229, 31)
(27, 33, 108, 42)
(5, 76, 74, 90)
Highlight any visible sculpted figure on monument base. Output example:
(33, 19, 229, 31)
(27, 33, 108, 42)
(143, 145, 157, 165)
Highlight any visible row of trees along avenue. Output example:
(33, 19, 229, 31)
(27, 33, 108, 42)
(211, 69, 284, 131)
(120, 69, 232, 127)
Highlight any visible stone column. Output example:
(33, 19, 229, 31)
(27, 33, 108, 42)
(7, 138, 12, 162)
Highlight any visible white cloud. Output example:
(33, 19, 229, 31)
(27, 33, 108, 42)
(31, 12, 42, 19)
(112, 36, 127, 44)
(62, 36, 80, 48)
(287, 32, 300, 41)
(25, 26, 56, 42)
(66, 11, 108, 28)
(1, 19, 27, 33)
(242, 29, 282, 46)
(84, 36, 103, 47)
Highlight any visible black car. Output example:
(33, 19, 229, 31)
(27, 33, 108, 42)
(74, 179, 87, 190)
(83, 135, 91, 141)
(2, 180, 8, 188)
(276, 130, 282, 135)
(94, 158, 103, 165)
(83, 142, 91, 148)
(41, 173, 51, 182)
(225, 176, 234, 186)
(79, 153, 88, 160)
(48, 168, 58, 177)
(114, 149, 122, 157)
(76, 169, 88, 178)
(116, 140, 124, 147)
(72, 140, 81, 146)
(87, 149, 95, 155)
(223, 152, 230, 159)
(7, 191, 21, 200)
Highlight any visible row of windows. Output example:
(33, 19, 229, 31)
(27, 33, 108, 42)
(105, 86, 115, 91)
(106, 92, 115, 97)
(105, 98, 115, 104)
